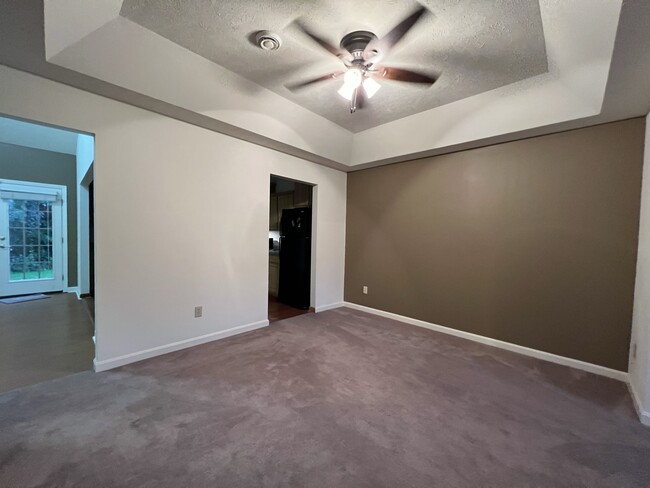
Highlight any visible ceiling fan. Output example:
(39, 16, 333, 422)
(286, 5, 438, 114)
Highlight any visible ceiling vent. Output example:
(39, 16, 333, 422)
(255, 31, 281, 51)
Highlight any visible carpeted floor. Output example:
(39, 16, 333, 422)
(1, 307, 649, 487)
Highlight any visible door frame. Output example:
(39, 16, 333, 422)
(268, 174, 316, 310)
(0, 178, 68, 296)
(78, 163, 94, 296)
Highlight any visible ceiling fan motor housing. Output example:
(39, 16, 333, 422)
(340, 31, 377, 61)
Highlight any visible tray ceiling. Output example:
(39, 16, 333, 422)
(120, 0, 548, 132)
(3, 0, 643, 170)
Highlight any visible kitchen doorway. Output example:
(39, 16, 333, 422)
(268, 175, 314, 323)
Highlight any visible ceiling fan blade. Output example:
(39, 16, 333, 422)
(379, 67, 438, 85)
(285, 72, 345, 92)
(295, 21, 353, 63)
(364, 6, 428, 63)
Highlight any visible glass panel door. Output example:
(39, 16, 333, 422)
(0, 183, 64, 297)
(9, 199, 54, 281)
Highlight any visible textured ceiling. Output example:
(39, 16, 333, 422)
(120, 0, 548, 133)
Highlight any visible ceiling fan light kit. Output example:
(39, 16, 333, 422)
(343, 68, 363, 89)
(362, 78, 381, 98)
(286, 5, 439, 114)
(337, 83, 356, 102)
(338, 74, 380, 101)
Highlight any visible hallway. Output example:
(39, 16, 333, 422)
(0, 293, 94, 393)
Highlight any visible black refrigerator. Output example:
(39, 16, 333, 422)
(278, 207, 312, 310)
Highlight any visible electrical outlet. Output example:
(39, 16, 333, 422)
(362, 286, 368, 295)
(194, 306, 203, 318)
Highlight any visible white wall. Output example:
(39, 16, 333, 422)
(630, 113, 650, 426)
(76, 134, 94, 295)
(0, 66, 347, 370)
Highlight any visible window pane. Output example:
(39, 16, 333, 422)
(9, 227, 24, 245)
(6, 198, 55, 282)
(25, 205, 40, 228)
(10, 263, 24, 281)
(39, 246, 52, 261)
(25, 228, 39, 246)
(10, 246, 25, 263)
(8, 202, 25, 227)
(39, 210, 50, 227)
(39, 265, 53, 280)
(24, 245, 38, 262)
(39, 229, 52, 245)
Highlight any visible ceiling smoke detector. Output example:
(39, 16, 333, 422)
(256, 31, 281, 51)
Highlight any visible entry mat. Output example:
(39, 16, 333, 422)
(0, 294, 51, 304)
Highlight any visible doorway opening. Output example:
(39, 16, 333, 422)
(0, 114, 95, 393)
(268, 175, 314, 323)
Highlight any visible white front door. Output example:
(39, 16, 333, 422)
(0, 181, 65, 297)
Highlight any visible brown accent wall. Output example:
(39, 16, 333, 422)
(345, 118, 646, 371)
(0, 142, 78, 287)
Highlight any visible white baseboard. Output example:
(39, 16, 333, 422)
(65, 287, 80, 298)
(315, 302, 345, 313)
(94, 319, 269, 372)
(343, 302, 628, 382)
(629, 380, 650, 427)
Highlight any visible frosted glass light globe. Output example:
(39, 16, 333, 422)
(343, 69, 363, 88)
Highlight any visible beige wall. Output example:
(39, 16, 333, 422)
(0, 142, 78, 287)
(345, 118, 645, 371)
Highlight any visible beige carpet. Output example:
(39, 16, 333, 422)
(0, 307, 649, 487)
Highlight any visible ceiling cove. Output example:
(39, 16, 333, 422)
(119, 0, 549, 133)
(0, 1, 647, 171)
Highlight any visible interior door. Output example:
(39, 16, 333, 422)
(0, 182, 65, 297)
